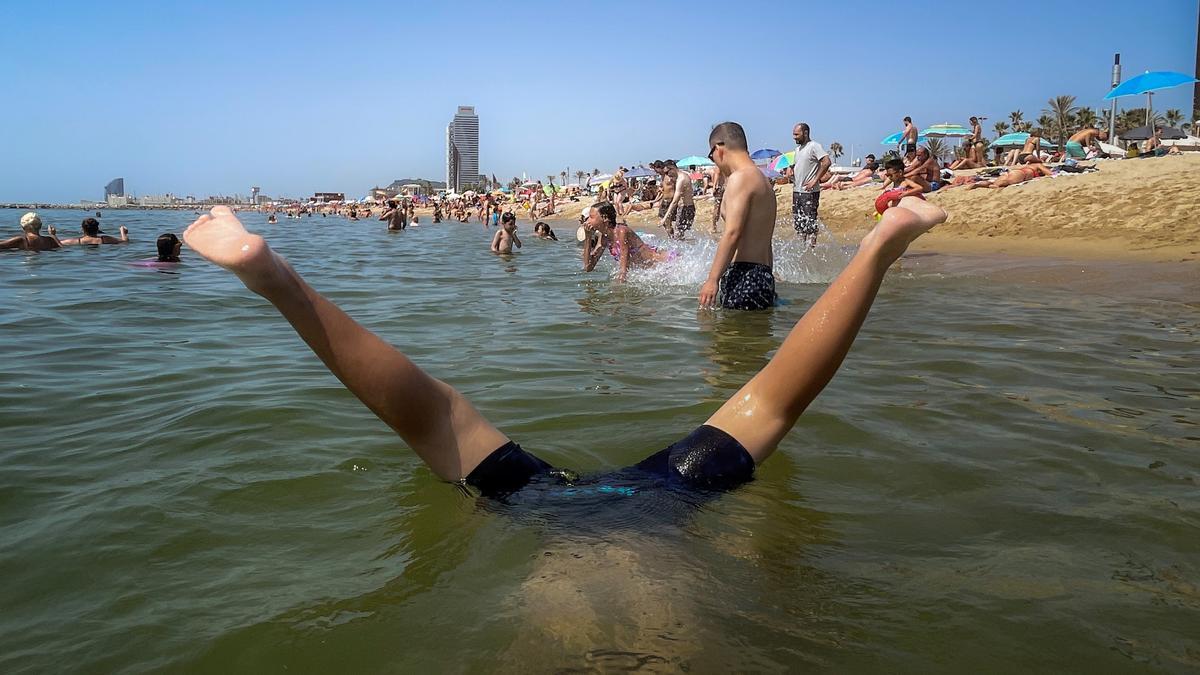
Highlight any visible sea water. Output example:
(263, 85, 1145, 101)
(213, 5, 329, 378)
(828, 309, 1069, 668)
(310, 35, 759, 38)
(1, 208, 1197, 672)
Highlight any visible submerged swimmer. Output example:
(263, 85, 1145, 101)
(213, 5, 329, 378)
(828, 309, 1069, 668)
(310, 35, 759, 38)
(581, 203, 673, 282)
(533, 222, 558, 241)
(182, 198, 946, 501)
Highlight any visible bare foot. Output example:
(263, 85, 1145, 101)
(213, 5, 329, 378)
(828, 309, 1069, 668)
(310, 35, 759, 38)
(183, 206, 286, 294)
(860, 197, 946, 264)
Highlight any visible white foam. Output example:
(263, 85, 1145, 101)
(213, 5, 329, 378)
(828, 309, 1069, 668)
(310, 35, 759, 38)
(620, 218, 853, 292)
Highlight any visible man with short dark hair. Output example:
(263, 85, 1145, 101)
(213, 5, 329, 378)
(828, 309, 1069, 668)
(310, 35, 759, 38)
(659, 160, 695, 239)
(784, 122, 830, 248)
(700, 122, 778, 310)
(652, 160, 675, 222)
(902, 116, 918, 160)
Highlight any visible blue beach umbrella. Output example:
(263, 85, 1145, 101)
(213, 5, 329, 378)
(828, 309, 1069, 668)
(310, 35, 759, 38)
(1104, 70, 1200, 126)
(675, 155, 714, 168)
(989, 132, 1054, 149)
(1104, 70, 1198, 99)
(881, 131, 928, 145)
(750, 148, 782, 161)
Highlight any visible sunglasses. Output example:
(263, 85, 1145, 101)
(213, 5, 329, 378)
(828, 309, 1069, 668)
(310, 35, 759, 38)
(708, 142, 724, 162)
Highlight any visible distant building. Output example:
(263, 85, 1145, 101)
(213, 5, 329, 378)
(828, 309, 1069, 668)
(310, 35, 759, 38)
(105, 178, 125, 199)
(445, 106, 479, 192)
(310, 192, 345, 203)
(140, 194, 177, 207)
(105, 194, 130, 208)
(250, 186, 260, 204)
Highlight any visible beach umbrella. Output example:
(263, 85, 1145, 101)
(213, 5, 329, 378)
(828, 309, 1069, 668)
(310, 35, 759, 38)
(1105, 71, 1199, 126)
(675, 155, 714, 167)
(1105, 70, 1198, 99)
(989, 132, 1054, 149)
(1120, 125, 1186, 141)
(880, 131, 929, 145)
(750, 148, 782, 161)
(624, 166, 655, 178)
(588, 173, 613, 186)
(921, 124, 973, 138)
(759, 166, 782, 179)
(773, 151, 796, 171)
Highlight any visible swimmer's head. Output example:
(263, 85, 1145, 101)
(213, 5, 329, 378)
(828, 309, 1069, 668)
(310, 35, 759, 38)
(534, 221, 548, 234)
(81, 217, 101, 237)
(20, 212, 42, 234)
(883, 159, 905, 179)
(156, 233, 181, 262)
(589, 202, 617, 229)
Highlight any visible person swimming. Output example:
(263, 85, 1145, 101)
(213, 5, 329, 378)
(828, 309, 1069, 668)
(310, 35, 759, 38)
(534, 222, 558, 241)
(56, 217, 129, 246)
(181, 192, 946, 502)
(0, 212, 61, 252)
(581, 202, 673, 282)
(156, 233, 182, 262)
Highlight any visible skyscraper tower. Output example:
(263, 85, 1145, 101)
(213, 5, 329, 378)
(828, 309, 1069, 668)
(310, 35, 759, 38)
(250, 186, 260, 204)
(446, 106, 478, 192)
(104, 178, 125, 199)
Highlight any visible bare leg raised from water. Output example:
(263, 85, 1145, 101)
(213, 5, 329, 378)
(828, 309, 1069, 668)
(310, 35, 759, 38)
(705, 197, 947, 463)
(183, 206, 508, 481)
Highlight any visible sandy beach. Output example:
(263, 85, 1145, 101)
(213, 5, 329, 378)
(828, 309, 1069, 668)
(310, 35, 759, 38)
(548, 154, 1200, 263)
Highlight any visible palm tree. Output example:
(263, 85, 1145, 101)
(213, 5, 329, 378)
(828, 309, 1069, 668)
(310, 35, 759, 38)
(993, 121, 1010, 138)
(575, 170, 586, 186)
(1009, 110, 1024, 128)
(591, 168, 599, 177)
(546, 175, 555, 186)
(1016, 121, 1033, 133)
(828, 142, 844, 162)
(1043, 95, 1079, 150)
(560, 170, 567, 186)
(924, 138, 950, 162)
(1164, 108, 1184, 128)
(1075, 107, 1098, 129)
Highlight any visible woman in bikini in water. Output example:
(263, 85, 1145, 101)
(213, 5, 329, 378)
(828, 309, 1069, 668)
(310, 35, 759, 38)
(580, 202, 673, 282)
(180, 197, 946, 501)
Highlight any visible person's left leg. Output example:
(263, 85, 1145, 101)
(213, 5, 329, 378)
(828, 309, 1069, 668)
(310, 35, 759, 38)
(703, 197, 947, 463)
(183, 207, 511, 482)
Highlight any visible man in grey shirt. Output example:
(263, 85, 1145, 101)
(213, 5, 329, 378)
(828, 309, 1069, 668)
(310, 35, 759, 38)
(786, 122, 830, 248)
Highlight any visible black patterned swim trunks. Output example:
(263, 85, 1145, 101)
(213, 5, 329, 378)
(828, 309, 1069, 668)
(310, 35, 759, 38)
(719, 261, 777, 311)
(674, 204, 696, 233)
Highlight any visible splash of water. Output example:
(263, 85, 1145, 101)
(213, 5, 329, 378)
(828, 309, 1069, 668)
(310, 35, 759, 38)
(620, 217, 854, 293)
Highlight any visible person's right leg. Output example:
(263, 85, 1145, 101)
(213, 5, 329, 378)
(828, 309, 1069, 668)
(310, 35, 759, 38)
(183, 207, 509, 482)
(704, 197, 947, 464)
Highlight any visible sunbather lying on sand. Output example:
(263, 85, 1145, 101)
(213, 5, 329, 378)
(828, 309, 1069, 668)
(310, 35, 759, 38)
(965, 158, 1053, 190)
(823, 155, 879, 190)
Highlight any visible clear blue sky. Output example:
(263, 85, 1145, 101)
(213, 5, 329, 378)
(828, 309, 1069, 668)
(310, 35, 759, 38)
(3, 0, 1197, 202)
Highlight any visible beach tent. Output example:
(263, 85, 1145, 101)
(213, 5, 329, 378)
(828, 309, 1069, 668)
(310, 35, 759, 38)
(675, 155, 714, 167)
(989, 132, 1054, 149)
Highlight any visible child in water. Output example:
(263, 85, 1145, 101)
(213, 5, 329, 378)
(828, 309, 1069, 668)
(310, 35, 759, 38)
(534, 222, 558, 240)
(490, 213, 522, 254)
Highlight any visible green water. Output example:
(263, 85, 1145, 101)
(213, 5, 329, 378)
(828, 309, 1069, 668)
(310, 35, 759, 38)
(2, 209, 1198, 673)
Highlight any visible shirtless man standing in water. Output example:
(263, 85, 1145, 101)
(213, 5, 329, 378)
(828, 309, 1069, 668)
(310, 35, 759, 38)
(659, 161, 695, 239)
(699, 122, 779, 311)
